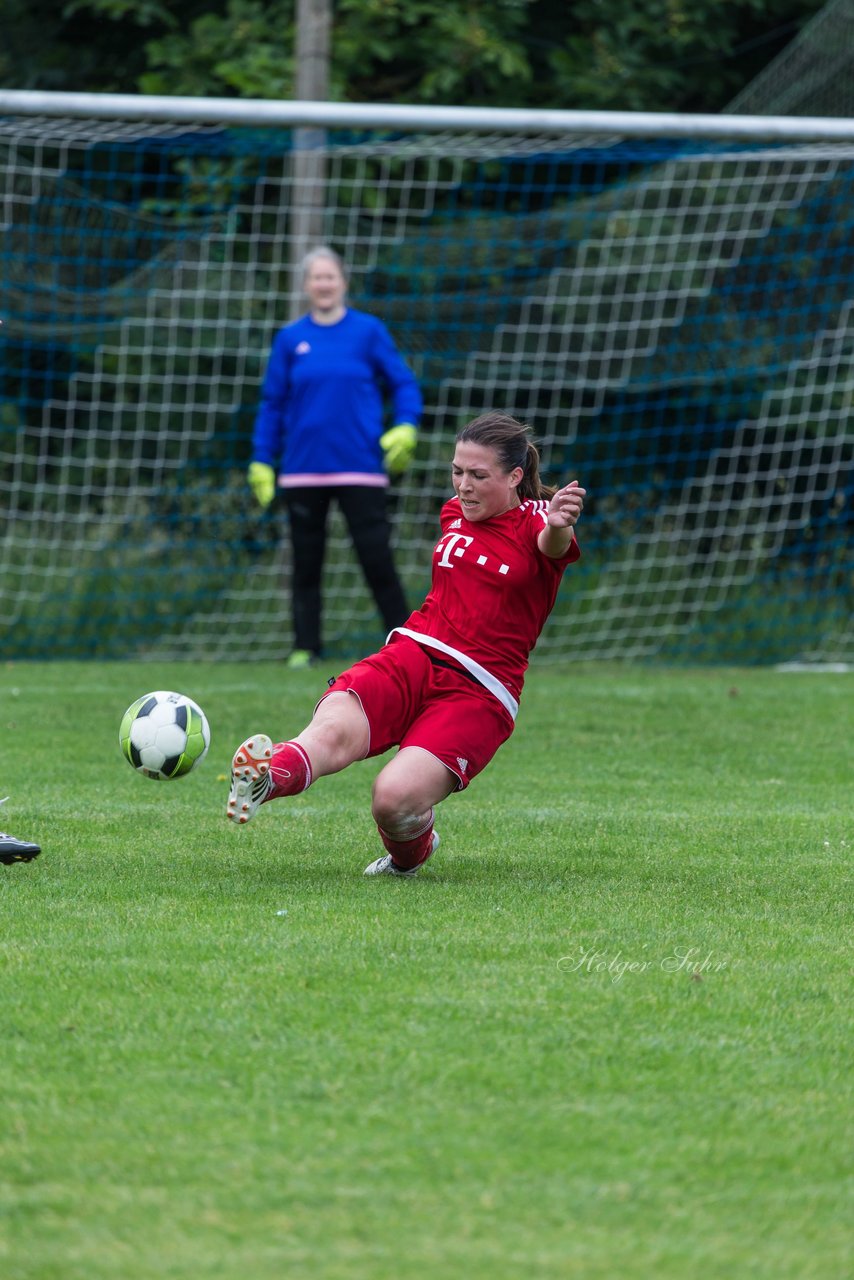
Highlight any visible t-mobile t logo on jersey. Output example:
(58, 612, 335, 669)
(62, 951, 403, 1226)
(435, 531, 474, 567)
(435, 531, 510, 575)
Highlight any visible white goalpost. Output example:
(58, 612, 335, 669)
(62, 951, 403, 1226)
(0, 92, 851, 664)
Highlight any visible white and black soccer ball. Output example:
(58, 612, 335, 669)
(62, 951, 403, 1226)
(119, 690, 211, 781)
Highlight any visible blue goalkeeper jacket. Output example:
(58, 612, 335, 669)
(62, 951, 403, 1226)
(251, 308, 422, 487)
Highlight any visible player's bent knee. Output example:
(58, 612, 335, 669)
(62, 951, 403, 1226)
(370, 776, 425, 832)
(371, 747, 457, 827)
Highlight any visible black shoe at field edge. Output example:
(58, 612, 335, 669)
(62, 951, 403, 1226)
(0, 833, 41, 864)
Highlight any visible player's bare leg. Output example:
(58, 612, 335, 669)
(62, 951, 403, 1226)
(226, 692, 370, 824)
(293, 690, 370, 778)
(364, 746, 457, 876)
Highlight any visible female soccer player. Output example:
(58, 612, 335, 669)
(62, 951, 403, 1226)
(247, 246, 422, 669)
(227, 411, 585, 875)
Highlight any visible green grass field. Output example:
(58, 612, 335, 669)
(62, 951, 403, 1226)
(1, 661, 850, 1279)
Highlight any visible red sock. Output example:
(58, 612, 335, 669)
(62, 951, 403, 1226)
(269, 741, 312, 797)
(377, 813, 435, 870)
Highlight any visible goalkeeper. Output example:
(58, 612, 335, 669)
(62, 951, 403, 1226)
(248, 246, 423, 668)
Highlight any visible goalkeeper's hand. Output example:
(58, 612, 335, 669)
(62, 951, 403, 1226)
(248, 461, 276, 508)
(380, 423, 418, 476)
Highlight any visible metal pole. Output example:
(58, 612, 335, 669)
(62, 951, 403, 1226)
(6, 90, 854, 142)
(289, 0, 331, 319)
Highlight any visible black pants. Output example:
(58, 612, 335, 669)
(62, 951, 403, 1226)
(283, 486, 409, 654)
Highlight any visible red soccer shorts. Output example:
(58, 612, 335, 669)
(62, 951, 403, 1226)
(319, 635, 515, 790)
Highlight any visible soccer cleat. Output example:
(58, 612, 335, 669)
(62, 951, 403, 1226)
(0, 832, 41, 865)
(226, 733, 274, 824)
(363, 831, 440, 877)
(285, 649, 316, 670)
(0, 798, 40, 864)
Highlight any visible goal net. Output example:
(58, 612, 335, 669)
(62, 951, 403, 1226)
(1, 101, 851, 664)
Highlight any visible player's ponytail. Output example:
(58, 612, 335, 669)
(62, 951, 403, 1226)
(518, 438, 557, 502)
(456, 412, 556, 501)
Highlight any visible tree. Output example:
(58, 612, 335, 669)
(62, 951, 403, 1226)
(0, 0, 152, 91)
(2, 0, 829, 114)
(332, 0, 532, 104)
(529, 0, 828, 113)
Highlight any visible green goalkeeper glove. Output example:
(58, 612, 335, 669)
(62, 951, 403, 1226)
(380, 423, 418, 476)
(248, 461, 276, 508)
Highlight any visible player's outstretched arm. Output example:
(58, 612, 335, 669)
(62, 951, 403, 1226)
(538, 481, 586, 558)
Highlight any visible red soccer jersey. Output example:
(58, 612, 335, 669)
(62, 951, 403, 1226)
(394, 496, 580, 715)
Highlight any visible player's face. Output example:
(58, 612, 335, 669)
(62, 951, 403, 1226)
(452, 442, 523, 521)
(304, 257, 347, 316)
